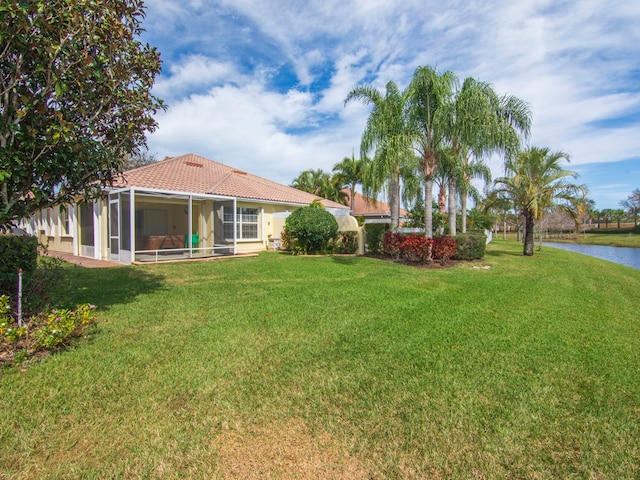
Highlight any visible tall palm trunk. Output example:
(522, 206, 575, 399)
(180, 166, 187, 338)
(389, 173, 400, 230)
(448, 181, 456, 236)
(424, 179, 434, 237)
(460, 189, 468, 233)
(523, 209, 535, 256)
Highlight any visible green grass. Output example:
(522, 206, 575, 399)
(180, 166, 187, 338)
(1, 241, 639, 479)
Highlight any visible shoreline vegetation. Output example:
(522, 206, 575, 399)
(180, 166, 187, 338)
(1, 240, 639, 478)
(500, 229, 640, 248)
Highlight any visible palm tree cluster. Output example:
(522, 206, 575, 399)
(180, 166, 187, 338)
(344, 65, 532, 238)
(290, 153, 365, 207)
(292, 64, 589, 257)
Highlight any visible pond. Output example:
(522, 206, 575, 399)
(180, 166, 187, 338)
(544, 242, 640, 270)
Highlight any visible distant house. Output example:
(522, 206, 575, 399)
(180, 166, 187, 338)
(21, 154, 356, 264)
(343, 189, 409, 225)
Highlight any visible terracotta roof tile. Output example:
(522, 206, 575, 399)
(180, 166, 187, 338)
(344, 189, 409, 217)
(112, 153, 347, 209)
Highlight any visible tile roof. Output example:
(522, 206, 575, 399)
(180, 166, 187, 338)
(344, 190, 409, 217)
(112, 153, 348, 209)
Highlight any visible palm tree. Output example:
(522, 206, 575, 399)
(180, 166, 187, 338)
(493, 147, 586, 256)
(406, 66, 456, 237)
(612, 208, 626, 229)
(440, 77, 531, 236)
(457, 147, 492, 233)
(345, 81, 413, 229)
(291, 169, 347, 204)
(332, 152, 365, 212)
(406, 70, 531, 238)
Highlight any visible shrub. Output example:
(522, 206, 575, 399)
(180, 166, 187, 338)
(383, 232, 432, 263)
(452, 233, 487, 260)
(284, 204, 338, 255)
(432, 236, 457, 265)
(383, 231, 403, 260)
(331, 231, 359, 254)
(0, 234, 38, 298)
(0, 295, 97, 366)
(365, 223, 390, 254)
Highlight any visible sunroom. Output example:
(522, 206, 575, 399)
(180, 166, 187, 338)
(105, 187, 257, 264)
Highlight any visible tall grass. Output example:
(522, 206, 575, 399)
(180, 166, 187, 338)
(1, 240, 639, 479)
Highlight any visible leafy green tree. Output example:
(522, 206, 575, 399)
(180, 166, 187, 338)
(332, 153, 365, 211)
(0, 0, 165, 230)
(284, 203, 338, 254)
(493, 147, 586, 256)
(125, 150, 158, 170)
(345, 81, 413, 230)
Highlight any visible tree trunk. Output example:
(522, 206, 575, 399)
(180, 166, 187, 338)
(389, 174, 400, 230)
(448, 181, 456, 236)
(424, 180, 434, 238)
(503, 218, 506, 240)
(523, 210, 535, 256)
(461, 190, 467, 233)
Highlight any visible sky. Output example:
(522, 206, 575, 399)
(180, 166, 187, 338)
(139, 0, 640, 210)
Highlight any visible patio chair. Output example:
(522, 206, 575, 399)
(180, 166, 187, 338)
(184, 233, 199, 248)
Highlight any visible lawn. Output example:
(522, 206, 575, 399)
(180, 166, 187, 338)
(1, 240, 639, 479)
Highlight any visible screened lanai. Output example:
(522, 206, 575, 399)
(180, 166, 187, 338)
(106, 187, 238, 264)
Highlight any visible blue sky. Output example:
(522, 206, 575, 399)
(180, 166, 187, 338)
(140, 0, 640, 209)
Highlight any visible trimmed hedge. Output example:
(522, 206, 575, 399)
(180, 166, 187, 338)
(0, 235, 38, 298)
(452, 233, 487, 260)
(364, 223, 389, 254)
(331, 231, 359, 254)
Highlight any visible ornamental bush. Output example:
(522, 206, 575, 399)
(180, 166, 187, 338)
(0, 234, 38, 299)
(365, 223, 389, 254)
(383, 232, 432, 263)
(0, 295, 98, 366)
(452, 233, 487, 260)
(431, 236, 457, 265)
(283, 204, 339, 255)
(330, 231, 359, 254)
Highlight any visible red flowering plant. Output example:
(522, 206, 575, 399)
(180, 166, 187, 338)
(383, 231, 404, 260)
(400, 234, 432, 263)
(431, 236, 457, 265)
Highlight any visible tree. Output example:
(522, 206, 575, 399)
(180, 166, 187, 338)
(457, 147, 491, 233)
(440, 77, 531, 236)
(290, 169, 347, 205)
(0, 0, 165, 230)
(345, 81, 413, 230)
(125, 150, 158, 170)
(493, 147, 586, 256)
(620, 189, 640, 228)
(611, 208, 626, 229)
(406, 66, 456, 237)
(332, 152, 365, 211)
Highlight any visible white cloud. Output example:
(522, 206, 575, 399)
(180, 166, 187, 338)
(143, 0, 640, 209)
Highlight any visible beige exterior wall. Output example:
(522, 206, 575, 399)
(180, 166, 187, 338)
(31, 193, 361, 262)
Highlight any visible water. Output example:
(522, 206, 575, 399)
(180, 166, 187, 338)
(544, 242, 640, 270)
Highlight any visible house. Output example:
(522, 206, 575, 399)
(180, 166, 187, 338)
(343, 189, 409, 225)
(21, 154, 357, 264)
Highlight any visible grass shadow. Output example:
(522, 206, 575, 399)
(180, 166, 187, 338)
(60, 265, 166, 311)
(330, 255, 361, 266)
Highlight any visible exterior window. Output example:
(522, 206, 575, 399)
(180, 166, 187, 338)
(223, 207, 259, 240)
(59, 206, 71, 236)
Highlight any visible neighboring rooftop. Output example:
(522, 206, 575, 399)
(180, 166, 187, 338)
(344, 189, 409, 218)
(112, 153, 348, 209)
